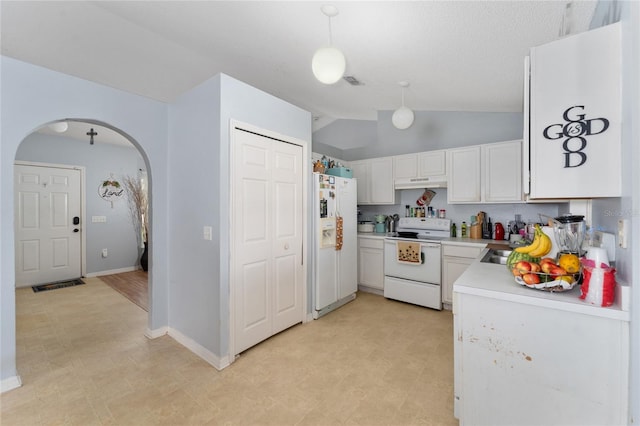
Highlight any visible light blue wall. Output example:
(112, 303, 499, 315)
(168, 73, 312, 358)
(313, 111, 524, 160)
(0, 57, 170, 383)
(15, 133, 142, 274)
(589, 1, 640, 422)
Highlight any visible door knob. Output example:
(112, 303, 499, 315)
(73, 229, 79, 233)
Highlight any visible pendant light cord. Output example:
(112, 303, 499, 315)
(327, 16, 333, 46)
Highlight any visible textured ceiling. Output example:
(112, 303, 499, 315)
(2, 0, 596, 137)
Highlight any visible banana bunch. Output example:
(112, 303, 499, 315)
(514, 224, 552, 257)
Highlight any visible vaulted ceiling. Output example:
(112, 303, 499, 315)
(2, 1, 596, 135)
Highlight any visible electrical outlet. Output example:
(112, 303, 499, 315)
(102, 248, 108, 258)
(618, 219, 629, 249)
(203, 226, 213, 241)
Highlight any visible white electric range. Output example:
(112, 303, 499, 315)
(384, 217, 451, 310)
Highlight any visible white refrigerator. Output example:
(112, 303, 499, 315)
(312, 173, 358, 318)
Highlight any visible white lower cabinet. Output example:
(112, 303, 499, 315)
(441, 244, 485, 306)
(454, 291, 629, 425)
(357, 237, 384, 292)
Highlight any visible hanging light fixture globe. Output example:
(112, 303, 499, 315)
(392, 81, 415, 130)
(312, 46, 346, 85)
(312, 5, 345, 85)
(49, 121, 68, 133)
(392, 106, 415, 130)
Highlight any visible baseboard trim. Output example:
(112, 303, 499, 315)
(1, 375, 22, 393)
(145, 326, 168, 339)
(358, 285, 384, 296)
(168, 327, 230, 371)
(86, 266, 139, 278)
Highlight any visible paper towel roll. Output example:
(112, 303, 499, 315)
(541, 226, 558, 259)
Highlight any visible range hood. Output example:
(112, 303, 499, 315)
(394, 176, 448, 189)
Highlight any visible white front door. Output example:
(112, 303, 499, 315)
(14, 164, 82, 287)
(233, 126, 303, 355)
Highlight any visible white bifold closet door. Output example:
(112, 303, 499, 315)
(232, 126, 304, 355)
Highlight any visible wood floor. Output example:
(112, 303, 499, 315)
(97, 270, 148, 311)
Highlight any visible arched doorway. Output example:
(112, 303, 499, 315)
(13, 118, 154, 380)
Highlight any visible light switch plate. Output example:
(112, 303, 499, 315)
(203, 226, 213, 241)
(618, 219, 629, 248)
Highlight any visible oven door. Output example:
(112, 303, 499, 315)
(384, 239, 441, 284)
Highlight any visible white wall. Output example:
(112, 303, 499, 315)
(0, 57, 170, 385)
(15, 133, 143, 274)
(167, 73, 312, 361)
(589, 1, 640, 421)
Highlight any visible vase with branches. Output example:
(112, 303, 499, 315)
(123, 174, 149, 270)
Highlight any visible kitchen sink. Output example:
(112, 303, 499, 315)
(480, 249, 512, 265)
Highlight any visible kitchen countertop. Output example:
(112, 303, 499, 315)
(454, 247, 630, 322)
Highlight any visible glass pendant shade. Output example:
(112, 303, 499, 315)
(49, 121, 68, 133)
(392, 106, 415, 130)
(312, 46, 346, 85)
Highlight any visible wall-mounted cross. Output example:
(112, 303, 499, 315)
(87, 128, 98, 145)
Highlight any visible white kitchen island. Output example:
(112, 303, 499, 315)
(453, 248, 630, 426)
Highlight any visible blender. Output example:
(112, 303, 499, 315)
(552, 214, 586, 256)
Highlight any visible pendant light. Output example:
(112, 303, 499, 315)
(48, 121, 68, 133)
(312, 5, 346, 85)
(392, 81, 415, 130)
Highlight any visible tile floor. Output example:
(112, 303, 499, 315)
(2, 277, 457, 425)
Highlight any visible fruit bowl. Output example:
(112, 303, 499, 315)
(508, 250, 582, 293)
(514, 271, 580, 292)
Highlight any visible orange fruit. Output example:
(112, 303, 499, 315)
(558, 253, 580, 273)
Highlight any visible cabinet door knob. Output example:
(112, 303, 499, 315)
(284, 243, 289, 250)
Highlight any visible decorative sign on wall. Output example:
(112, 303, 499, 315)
(99, 174, 124, 207)
(541, 105, 610, 168)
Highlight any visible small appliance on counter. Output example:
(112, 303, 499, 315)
(552, 214, 586, 256)
(358, 221, 374, 233)
(374, 214, 387, 233)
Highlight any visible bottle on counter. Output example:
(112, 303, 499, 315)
(451, 223, 457, 238)
(461, 221, 467, 238)
(495, 222, 505, 240)
(405, 205, 410, 217)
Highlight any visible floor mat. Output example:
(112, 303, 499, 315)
(32, 278, 85, 293)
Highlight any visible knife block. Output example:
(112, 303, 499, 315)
(470, 224, 482, 239)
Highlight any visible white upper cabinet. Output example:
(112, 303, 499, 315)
(418, 150, 447, 177)
(448, 146, 481, 203)
(393, 150, 447, 180)
(483, 141, 523, 203)
(527, 23, 621, 199)
(392, 154, 419, 180)
(448, 140, 523, 204)
(351, 157, 396, 205)
(350, 161, 370, 203)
